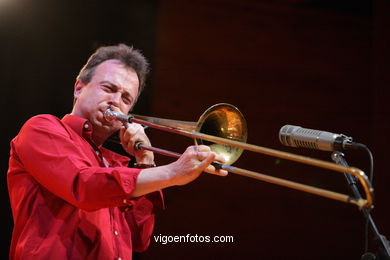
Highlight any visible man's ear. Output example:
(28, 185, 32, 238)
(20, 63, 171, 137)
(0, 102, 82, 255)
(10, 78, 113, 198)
(74, 80, 85, 99)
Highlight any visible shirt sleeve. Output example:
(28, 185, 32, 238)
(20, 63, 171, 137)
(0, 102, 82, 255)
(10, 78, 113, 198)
(13, 115, 142, 211)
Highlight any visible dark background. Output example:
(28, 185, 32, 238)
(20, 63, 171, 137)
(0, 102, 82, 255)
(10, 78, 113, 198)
(1, 0, 389, 259)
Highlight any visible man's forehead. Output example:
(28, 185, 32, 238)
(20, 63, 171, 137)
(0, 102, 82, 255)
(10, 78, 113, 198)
(94, 59, 134, 75)
(93, 60, 139, 87)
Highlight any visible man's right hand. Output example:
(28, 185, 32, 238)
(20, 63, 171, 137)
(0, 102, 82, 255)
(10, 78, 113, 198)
(130, 145, 228, 197)
(167, 145, 228, 186)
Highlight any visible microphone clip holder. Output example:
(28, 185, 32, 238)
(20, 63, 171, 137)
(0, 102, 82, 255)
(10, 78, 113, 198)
(331, 151, 390, 260)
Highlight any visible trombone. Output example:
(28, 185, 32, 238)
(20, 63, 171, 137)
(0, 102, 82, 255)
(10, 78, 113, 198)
(105, 103, 374, 210)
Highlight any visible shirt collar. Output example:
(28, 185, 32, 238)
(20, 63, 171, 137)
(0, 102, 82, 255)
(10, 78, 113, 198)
(62, 114, 90, 137)
(62, 114, 131, 167)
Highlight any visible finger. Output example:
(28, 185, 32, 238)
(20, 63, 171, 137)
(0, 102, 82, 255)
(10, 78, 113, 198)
(125, 123, 144, 135)
(205, 166, 228, 176)
(119, 127, 126, 141)
(213, 153, 226, 164)
(120, 125, 143, 153)
(196, 151, 211, 161)
(119, 127, 131, 150)
(194, 145, 226, 163)
(120, 126, 132, 144)
(203, 152, 228, 176)
(122, 124, 144, 144)
(123, 125, 137, 140)
(198, 152, 216, 170)
(195, 145, 211, 152)
(128, 132, 151, 148)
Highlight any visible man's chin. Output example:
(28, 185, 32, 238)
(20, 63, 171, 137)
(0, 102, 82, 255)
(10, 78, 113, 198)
(101, 120, 121, 130)
(106, 124, 121, 133)
(92, 116, 120, 130)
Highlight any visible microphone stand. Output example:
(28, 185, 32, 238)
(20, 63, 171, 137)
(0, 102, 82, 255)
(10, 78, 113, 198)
(331, 151, 390, 260)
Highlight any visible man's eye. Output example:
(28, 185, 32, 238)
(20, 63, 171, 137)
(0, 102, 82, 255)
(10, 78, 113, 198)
(103, 85, 113, 92)
(122, 97, 131, 105)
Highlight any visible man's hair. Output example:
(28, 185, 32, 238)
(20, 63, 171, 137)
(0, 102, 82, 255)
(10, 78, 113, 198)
(77, 44, 150, 96)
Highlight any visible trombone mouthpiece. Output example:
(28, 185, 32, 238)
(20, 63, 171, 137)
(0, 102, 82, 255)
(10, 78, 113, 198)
(104, 108, 132, 123)
(104, 108, 116, 122)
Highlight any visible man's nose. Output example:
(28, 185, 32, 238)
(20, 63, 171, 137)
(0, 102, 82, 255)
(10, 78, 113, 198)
(109, 92, 121, 108)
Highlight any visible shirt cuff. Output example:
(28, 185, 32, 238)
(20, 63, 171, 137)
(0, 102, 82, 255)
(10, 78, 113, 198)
(112, 167, 142, 195)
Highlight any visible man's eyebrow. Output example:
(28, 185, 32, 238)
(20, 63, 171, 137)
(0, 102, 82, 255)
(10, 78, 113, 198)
(100, 80, 117, 89)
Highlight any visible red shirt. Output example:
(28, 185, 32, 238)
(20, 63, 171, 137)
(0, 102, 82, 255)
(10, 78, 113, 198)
(7, 114, 164, 260)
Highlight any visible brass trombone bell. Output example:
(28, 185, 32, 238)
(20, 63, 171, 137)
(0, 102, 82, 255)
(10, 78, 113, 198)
(133, 103, 247, 165)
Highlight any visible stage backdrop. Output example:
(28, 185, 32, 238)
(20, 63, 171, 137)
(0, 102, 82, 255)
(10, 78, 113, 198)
(1, 1, 389, 259)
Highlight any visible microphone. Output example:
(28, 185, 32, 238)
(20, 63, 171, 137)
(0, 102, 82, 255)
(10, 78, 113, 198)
(279, 125, 363, 151)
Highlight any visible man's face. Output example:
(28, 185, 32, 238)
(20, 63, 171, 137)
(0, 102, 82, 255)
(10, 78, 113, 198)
(72, 59, 139, 132)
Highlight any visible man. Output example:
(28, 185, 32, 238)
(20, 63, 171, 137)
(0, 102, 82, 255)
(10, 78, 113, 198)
(7, 44, 227, 260)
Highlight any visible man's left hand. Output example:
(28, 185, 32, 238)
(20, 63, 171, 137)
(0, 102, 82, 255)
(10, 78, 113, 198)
(119, 123, 154, 164)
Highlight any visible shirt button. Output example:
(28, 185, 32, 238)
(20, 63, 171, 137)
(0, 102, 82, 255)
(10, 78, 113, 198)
(118, 258, 122, 260)
(123, 199, 127, 204)
(114, 230, 119, 236)
(84, 124, 88, 129)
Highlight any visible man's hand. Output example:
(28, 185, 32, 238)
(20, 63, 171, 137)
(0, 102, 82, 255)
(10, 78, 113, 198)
(119, 123, 154, 164)
(167, 145, 228, 186)
(129, 144, 228, 197)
